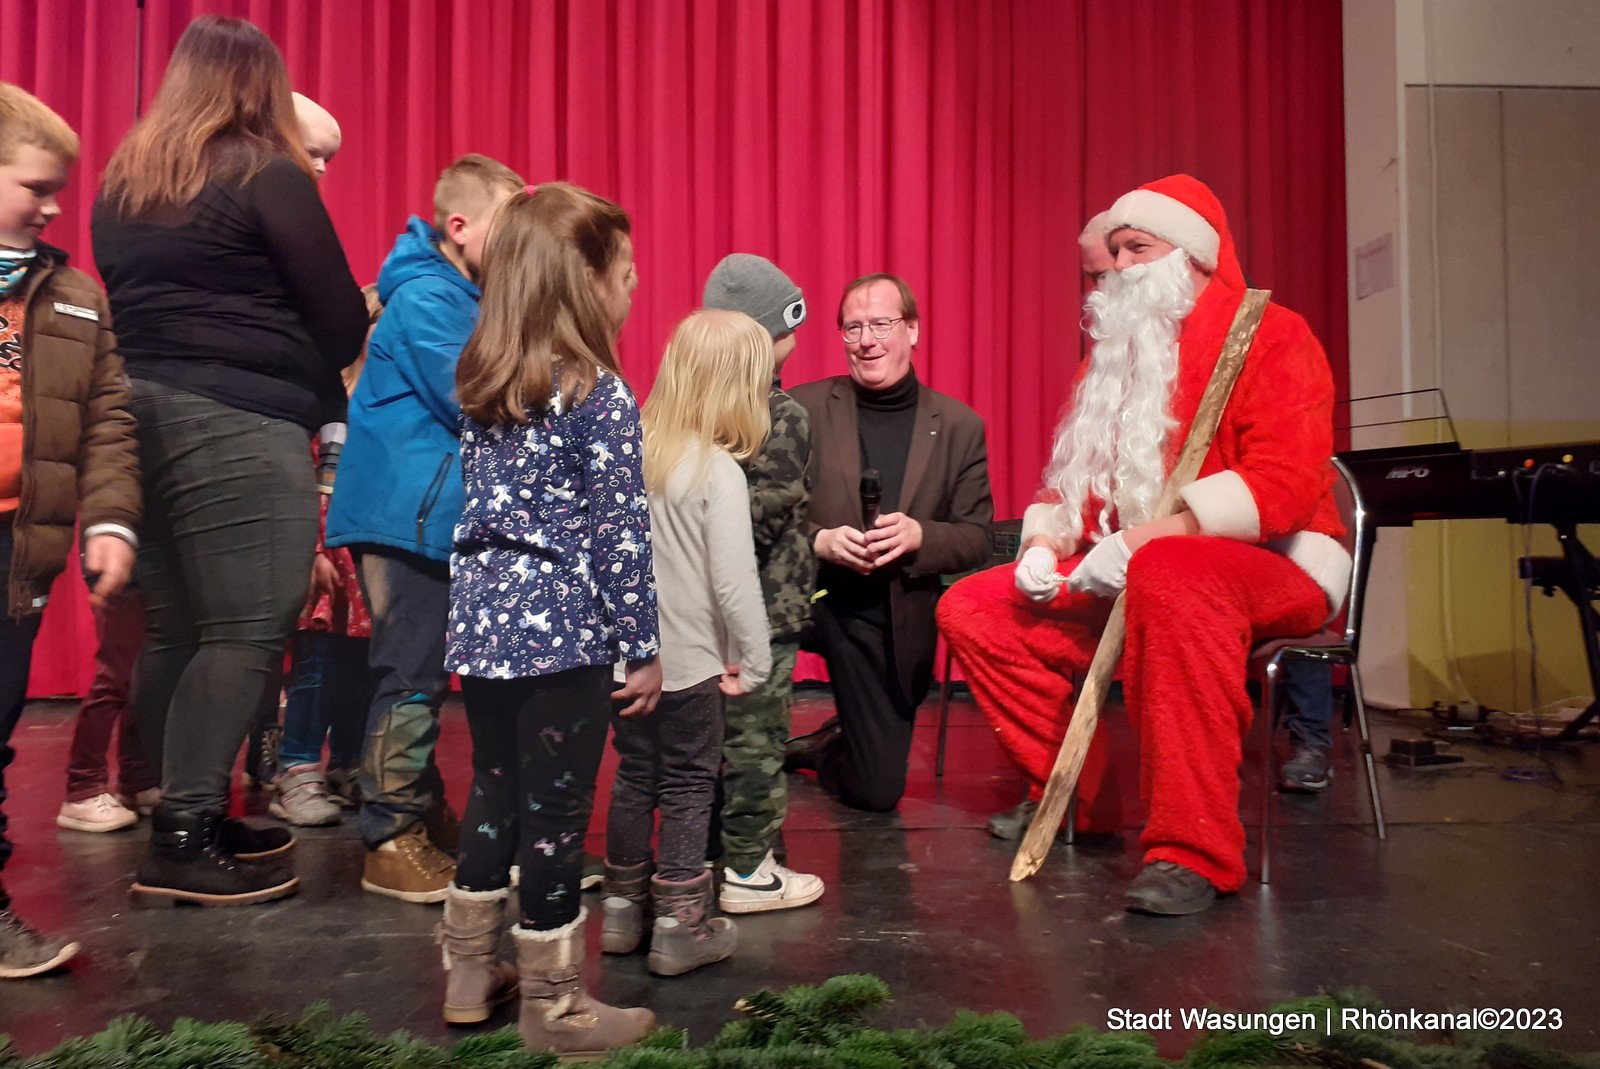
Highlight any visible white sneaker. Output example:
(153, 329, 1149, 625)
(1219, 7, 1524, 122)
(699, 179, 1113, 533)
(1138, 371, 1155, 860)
(268, 764, 343, 827)
(719, 851, 824, 914)
(56, 793, 138, 833)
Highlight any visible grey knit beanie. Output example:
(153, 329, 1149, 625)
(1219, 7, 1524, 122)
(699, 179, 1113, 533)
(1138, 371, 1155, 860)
(702, 253, 806, 339)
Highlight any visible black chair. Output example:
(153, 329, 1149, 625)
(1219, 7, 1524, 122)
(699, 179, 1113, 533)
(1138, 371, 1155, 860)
(1249, 456, 1387, 884)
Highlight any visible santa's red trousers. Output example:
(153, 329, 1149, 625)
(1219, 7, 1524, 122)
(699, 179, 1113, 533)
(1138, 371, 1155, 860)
(937, 535, 1327, 891)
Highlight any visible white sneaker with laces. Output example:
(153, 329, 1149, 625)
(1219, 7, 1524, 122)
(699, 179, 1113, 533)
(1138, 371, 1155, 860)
(56, 793, 138, 833)
(719, 850, 824, 914)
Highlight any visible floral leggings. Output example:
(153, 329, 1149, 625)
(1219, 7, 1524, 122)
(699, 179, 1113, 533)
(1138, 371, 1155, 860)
(455, 665, 613, 929)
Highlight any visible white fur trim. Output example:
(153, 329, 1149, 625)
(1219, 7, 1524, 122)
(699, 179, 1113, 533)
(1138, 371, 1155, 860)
(512, 905, 588, 946)
(1105, 189, 1220, 269)
(447, 882, 510, 902)
(1179, 471, 1261, 542)
(1267, 531, 1352, 620)
(1080, 210, 1112, 239)
(1019, 501, 1060, 553)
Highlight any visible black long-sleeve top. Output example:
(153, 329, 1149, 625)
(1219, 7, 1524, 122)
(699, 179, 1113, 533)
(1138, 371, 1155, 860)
(92, 154, 367, 430)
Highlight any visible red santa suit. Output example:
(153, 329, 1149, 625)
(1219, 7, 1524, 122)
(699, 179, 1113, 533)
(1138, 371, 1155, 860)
(938, 175, 1349, 893)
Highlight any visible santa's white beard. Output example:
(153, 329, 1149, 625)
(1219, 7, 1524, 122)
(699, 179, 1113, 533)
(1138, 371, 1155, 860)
(1042, 248, 1196, 543)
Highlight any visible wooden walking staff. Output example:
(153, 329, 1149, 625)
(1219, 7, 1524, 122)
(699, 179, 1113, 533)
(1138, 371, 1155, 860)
(1010, 288, 1272, 882)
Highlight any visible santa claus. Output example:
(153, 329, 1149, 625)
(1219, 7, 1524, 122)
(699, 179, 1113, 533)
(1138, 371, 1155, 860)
(938, 175, 1349, 915)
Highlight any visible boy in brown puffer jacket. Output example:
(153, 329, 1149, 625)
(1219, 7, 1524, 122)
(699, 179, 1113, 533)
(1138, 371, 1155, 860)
(0, 81, 140, 979)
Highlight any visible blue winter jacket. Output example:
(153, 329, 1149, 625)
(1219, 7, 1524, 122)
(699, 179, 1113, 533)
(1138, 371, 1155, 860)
(326, 217, 479, 561)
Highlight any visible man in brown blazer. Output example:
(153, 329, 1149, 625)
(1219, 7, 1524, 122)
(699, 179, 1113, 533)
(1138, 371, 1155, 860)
(785, 273, 992, 811)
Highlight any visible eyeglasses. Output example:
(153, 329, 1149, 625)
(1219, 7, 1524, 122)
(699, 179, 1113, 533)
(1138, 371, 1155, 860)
(840, 318, 904, 343)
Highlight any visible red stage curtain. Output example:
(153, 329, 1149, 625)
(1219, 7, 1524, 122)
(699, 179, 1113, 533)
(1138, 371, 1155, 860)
(8, 0, 1345, 695)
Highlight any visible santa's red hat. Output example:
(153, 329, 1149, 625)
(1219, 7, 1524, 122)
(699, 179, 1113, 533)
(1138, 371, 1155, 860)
(1103, 174, 1246, 291)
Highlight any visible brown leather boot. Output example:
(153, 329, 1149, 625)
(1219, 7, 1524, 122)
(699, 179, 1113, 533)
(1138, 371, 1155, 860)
(599, 860, 652, 955)
(437, 884, 518, 1024)
(647, 871, 737, 977)
(511, 907, 655, 1056)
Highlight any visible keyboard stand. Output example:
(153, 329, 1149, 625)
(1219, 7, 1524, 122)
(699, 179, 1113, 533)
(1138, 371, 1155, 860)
(1519, 523, 1600, 741)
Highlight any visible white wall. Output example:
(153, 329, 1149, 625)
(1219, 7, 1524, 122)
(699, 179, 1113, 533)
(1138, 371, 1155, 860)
(1344, 0, 1600, 711)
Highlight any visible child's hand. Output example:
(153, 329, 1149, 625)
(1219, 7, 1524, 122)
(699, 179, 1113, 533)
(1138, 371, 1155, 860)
(84, 534, 135, 606)
(719, 665, 741, 697)
(309, 554, 340, 601)
(615, 657, 663, 717)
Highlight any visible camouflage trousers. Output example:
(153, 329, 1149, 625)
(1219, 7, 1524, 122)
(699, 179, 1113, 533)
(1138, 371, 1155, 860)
(719, 641, 798, 874)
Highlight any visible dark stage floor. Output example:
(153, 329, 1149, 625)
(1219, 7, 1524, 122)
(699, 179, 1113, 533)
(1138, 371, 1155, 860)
(3, 690, 1599, 1057)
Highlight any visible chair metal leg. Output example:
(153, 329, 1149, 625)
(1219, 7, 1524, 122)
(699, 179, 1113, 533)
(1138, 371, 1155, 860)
(935, 645, 953, 778)
(1063, 790, 1077, 846)
(1258, 659, 1281, 884)
(1347, 662, 1386, 840)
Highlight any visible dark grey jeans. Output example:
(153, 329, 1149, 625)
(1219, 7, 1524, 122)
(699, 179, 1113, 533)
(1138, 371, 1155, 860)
(353, 547, 450, 849)
(128, 379, 317, 815)
(606, 677, 724, 882)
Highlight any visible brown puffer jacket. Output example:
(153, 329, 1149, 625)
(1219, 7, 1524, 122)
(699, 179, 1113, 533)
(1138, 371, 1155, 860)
(6, 244, 140, 618)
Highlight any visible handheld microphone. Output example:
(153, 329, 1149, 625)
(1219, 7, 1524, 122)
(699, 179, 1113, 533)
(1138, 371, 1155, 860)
(860, 469, 882, 532)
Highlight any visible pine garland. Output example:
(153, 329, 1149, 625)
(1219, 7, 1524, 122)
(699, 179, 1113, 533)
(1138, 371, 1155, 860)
(2, 975, 1595, 1069)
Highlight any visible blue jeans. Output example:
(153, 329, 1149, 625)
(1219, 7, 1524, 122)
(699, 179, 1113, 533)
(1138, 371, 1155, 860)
(0, 526, 44, 893)
(127, 379, 318, 815)
(279, 631, 372, 770)
(1281, 660, 1334, 749)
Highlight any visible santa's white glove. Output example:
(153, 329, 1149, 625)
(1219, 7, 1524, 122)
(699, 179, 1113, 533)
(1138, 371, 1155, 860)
(1067, 531, 1133, 598)
(1014, 545, 1064, 602)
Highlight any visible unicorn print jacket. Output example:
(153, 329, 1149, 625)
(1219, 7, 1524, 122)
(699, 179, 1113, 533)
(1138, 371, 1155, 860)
(448, 370, 659, 679)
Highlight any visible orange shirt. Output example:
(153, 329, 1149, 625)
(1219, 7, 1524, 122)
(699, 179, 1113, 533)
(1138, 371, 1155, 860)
(0, 292, 24, 517)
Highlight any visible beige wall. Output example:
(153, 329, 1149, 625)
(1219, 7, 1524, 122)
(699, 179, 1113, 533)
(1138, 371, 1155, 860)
(1344, 0, 1600, 713)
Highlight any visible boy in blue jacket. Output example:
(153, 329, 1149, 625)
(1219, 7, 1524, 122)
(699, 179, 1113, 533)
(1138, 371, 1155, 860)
(327, 154, 523, 903)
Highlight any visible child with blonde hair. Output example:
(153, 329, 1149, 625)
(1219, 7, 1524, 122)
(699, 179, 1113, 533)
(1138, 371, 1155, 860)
(599, 309, 773, 977)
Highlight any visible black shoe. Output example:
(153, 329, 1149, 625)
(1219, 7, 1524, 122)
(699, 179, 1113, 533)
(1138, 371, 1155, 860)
(783, 718, 841, 773)
(131, 808, 299, 907)
(1125, 861, 1217, 916)
(986, 800, 1036, 840)
(220, 817, 296, 861)
(1279, 744, 1332, 793)
(0, 909, 79, 979)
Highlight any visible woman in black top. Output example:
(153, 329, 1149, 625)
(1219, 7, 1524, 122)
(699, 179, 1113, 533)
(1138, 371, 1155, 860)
(92, 14, 366, 907)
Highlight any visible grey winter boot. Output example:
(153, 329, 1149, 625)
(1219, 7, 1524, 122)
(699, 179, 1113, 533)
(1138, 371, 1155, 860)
(647, 871, 737, 977)
(512, 907, 655, 1056)
(600, 860, 652, 955)
(436, 884, 518, 1024)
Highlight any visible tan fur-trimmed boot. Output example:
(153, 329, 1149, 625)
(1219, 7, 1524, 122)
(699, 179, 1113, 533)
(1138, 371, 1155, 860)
(436, 884, 518, 1024)
(512, 907, 655, 1056)
(647, 871, 737, 977)
(599, 859, 652, 954)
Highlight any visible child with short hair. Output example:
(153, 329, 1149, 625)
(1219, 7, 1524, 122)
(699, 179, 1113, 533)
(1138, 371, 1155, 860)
(0, 81, 140, 976)
(442, 182, 658, 1055)
(700, 254, 824, 912)
(327, 154, 524, 900)
(599, 309, 774, 977)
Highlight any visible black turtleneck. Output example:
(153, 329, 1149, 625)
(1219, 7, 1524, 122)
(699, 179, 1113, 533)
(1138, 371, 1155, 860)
(855, 368, 919, 514)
